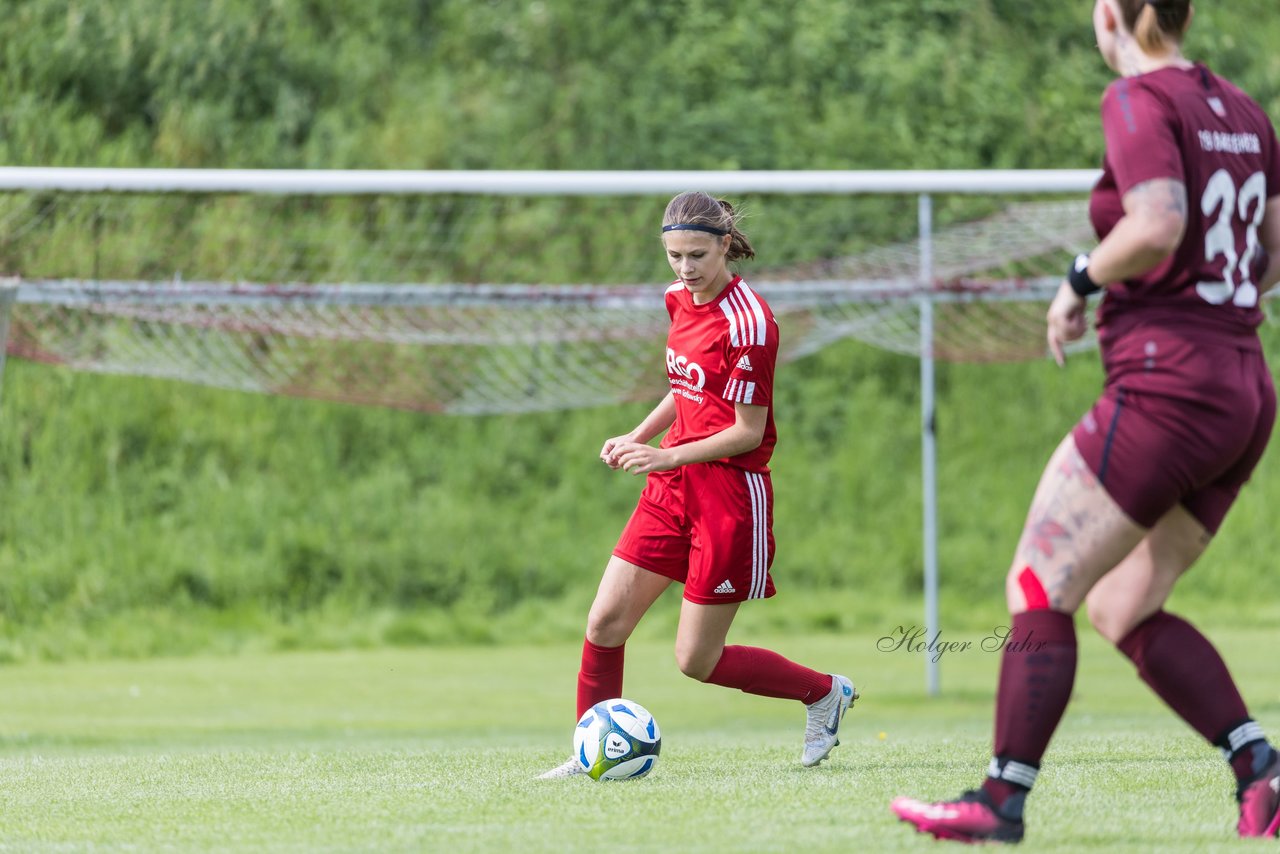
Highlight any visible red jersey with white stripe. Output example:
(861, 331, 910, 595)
(1090, 63, 1280, 345)
(660, 275, 778, 473)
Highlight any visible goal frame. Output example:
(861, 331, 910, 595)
(0, 167, 1103, 695)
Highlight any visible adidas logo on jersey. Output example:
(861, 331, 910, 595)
(713, 579, 736, 594)
(735, 354, 753, 372)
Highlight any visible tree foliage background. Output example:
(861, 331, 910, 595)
(4, 1, 1276, 172)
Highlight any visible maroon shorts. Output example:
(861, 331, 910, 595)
(613, 462, 776, 604)
(1072, 329, 1275, 533)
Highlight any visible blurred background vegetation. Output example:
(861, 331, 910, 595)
(2, 0, 1279, 660)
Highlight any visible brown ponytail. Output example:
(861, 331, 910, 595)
(1116, 0, 1191, 54)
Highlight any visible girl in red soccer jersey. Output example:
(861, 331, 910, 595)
(538, 191, 855, 779)
(893, 0, 1280, 843)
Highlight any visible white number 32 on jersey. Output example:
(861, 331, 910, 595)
(1197, 168, 1266, 307)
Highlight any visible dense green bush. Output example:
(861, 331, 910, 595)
(4, 0, 1276, 172)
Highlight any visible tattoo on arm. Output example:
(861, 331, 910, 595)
(1124, 178, 1188, 220)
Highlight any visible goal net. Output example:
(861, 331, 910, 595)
(0, 170, 1098, 414)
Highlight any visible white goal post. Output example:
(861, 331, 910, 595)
(0, 167, 1105, 696)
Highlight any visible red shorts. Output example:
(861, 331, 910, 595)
(613, 462, 776, 604)
(1072, 329, 1275, 533)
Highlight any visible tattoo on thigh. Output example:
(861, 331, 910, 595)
(1045, 562, 1076, 609)
(1057, 449, 1097, 487)
(1025, 516, 1069, 559)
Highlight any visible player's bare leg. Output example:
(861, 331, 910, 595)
(1088, 506, 1280, 837)
(677, 598, 855, 767)
(673, 598, 739, 681)
(1002, 434, 1146, 615)
(894, 435, 1145, 842)
(586, 556, 674, 648)
(1085, 503, 1205, 643)
(538, 557, 672, 780)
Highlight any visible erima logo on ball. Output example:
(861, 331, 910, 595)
(604, 732, 630, 760)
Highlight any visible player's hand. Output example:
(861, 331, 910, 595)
(612, 443, 677, 475)
(1046, 281, 1088, 367)
(600, 434, 638, 468)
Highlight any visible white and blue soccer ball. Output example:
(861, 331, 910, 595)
(573, 698, 661, 781)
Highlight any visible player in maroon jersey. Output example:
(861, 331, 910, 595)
(538, 191, 856, 779)
(893, 0, 1280, 842)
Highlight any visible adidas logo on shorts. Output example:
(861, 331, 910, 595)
(714, 579, 736, 594)
(735, 355, 753, 372)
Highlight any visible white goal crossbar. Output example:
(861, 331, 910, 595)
(0, 167, 1099, 195)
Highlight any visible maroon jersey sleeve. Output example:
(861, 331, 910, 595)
(1101, 79, 1183, 194)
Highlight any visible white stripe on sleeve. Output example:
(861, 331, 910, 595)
(727, 288, 756, 347)
(722, 378, 758, 405)
(719, 300, 741, 347)
(737, 285, 769, 345)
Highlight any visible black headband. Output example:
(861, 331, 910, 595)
(662, 223, 728, 237)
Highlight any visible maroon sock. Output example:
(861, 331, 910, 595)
(705, 645, 833, 703)
(576, 638, 624, 721)
(1117, 611, 1247, 738)
(982, 610, 1077, 812)
(1116, 611, 1269, 784)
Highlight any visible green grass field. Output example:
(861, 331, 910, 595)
(1, 621, 1276, 852)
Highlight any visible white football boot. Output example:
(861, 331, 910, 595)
(802, 674, 857, 767)
(536, 756, 585, 780)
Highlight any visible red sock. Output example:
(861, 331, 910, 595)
(705, 645, 832, 703)
(982, 610, 1077, 810)
(576, 638, 624, 721)
(1116, 611, 1268, 783)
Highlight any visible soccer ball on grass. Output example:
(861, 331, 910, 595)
(573, 698, 661, 781)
